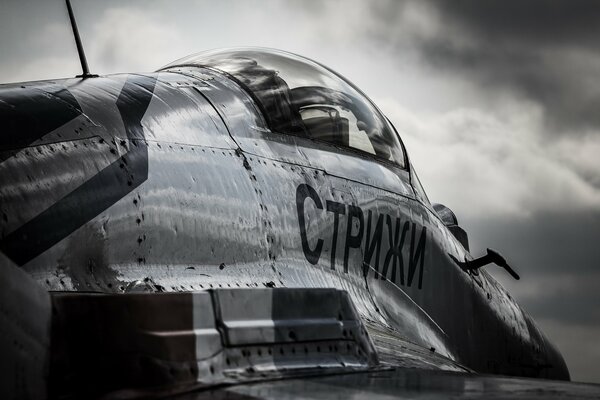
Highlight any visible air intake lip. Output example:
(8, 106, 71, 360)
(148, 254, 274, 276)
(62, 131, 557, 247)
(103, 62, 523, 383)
(50, 288, 378, 398)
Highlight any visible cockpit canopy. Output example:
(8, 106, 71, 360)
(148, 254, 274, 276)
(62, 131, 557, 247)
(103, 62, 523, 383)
(167, 48, 405, 168)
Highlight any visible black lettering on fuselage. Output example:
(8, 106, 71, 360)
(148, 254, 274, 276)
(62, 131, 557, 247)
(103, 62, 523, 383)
(296, 184, 324, 265)
(326, 200, 345, 271)
(408, 223, 427, 289)
(344, 205, 364, 274)
(381, 216, 410, 284)
(363, 210, 384, 278)
(296, 184, 427, 289)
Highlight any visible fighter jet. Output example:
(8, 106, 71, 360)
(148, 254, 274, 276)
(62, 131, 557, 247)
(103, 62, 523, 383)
(2, 4, 600, 400)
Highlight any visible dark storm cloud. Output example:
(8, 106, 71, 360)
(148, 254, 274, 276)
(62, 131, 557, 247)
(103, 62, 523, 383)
(464, 210, 600, 327)
(429, 0, 600, 48)
(525, 289, 600, 326)
(466, 211, 600, 275)
(366, 0, 600, 133)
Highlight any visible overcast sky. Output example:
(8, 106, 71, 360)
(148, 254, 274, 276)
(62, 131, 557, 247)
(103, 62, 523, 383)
(1, 0, 599, 384)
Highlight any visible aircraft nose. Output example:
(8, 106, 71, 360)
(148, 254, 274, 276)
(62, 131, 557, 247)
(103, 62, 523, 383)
(523, 314, 570, 381)
(544, 339, 570, 381)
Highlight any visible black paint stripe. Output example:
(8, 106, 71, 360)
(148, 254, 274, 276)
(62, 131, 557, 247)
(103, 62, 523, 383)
(0, 75, 156, 266)
(0, 85, 82, 162)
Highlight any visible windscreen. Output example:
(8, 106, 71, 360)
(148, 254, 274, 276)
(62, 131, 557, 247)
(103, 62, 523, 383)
(168, 48, 405, 168)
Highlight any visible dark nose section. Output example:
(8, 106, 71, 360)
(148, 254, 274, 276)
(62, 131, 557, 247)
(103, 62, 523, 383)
(543, 338, 570, 381)
(524, 314, 570, 381)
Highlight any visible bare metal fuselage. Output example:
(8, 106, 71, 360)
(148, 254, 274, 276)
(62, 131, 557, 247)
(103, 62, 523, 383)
(0, 64, 568, 383)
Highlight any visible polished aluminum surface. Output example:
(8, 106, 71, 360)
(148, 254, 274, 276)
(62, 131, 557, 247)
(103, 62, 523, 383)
(0, 48, 582, 398)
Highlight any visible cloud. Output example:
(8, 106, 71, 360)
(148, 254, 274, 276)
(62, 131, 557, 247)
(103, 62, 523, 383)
(0, 20, 80, 83)
(553, 134, 600, 189)
(89, 7, 186, 74)
(524, 283, 600, 325)
(394, 0, 600, 133)
(378, 97, 600, 218)
(428, 0, 600, 49)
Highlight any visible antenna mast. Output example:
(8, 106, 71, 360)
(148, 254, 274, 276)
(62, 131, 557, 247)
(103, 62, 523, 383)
(65, 0, 97, 78)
